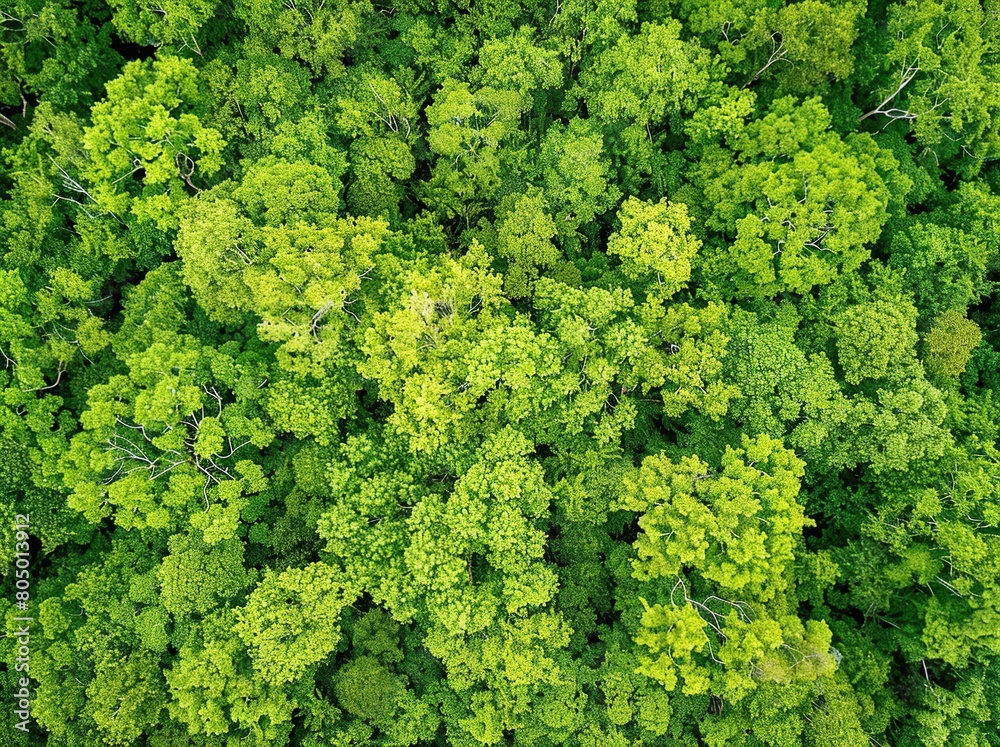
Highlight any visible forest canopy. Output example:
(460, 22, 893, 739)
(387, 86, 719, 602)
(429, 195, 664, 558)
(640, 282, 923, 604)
(2, 0, 1000, 745)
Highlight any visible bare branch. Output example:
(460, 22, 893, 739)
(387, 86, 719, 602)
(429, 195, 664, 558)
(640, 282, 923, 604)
(860, 66, 920, 121)
(22, 365, 64, 393)
(746, 34, 788, 86)
(310, 300, 335, 339)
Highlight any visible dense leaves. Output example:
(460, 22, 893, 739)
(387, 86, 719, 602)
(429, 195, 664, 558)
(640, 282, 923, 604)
(2, 0, 1000, 745)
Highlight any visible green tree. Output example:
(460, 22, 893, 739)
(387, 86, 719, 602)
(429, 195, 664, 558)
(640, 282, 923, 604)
(670, 0, 862, 95)
(688, 95, 894, 298)
(923, 310, 982, 380)
(0, 0, 121, 110)
(105, 0, 220, 50)
(166, 611, 299, 743)
(233, 0, 373, 77)
(621, 435, 861, 744)
(536, 117, 621, 248)
(82, 55, 225, 229)
(607, 197, 700, 298)
(857, 0, 1000, 173)
(235, 562, 357, 685)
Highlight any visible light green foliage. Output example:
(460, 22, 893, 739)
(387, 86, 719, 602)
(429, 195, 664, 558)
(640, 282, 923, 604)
(85, 652, 166, 746)
(690, 96, 893, 297)
(623, 434, 809, 598)
(356, 241, 512, 453)
(427, 612, 583, 744)
(608, 197, 700, 297)
(106, 0, 219, 47)
(231, 51, 316, 143)
(675, 0, 862, 93)
(9, 2, 1000, 745)
(83, 56, 225, 228)
(624, 435, 840, 707)
(319, 427, 557, 636)
(166, 613, 299, 742)
(159, 531, 254, 618)
(335, 656, 402, 722)
(537, 117, 622, 239)
(25, 535, 171, 745)
(246, 214, 389, 376)
(420, 31, 561, 221)
(59, 265, 273, 533)
(422, 78, 536, 222)
(580, 22, 711, 131)
(579, 19, 715, 188)
(788, 279, 956, 475)
(174, 195, 261, 325)
(724, 306, 846, 453)
(923, 310, 982, 380)
(235, 562, 357, 685)
(494, 188, 560, 297)
(174, 158, 373, 431)
(406, 428, 557, 631)
(632, 298, 739, 419)
(834, 299, 918, 385)
(767, 0, 862, 91)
